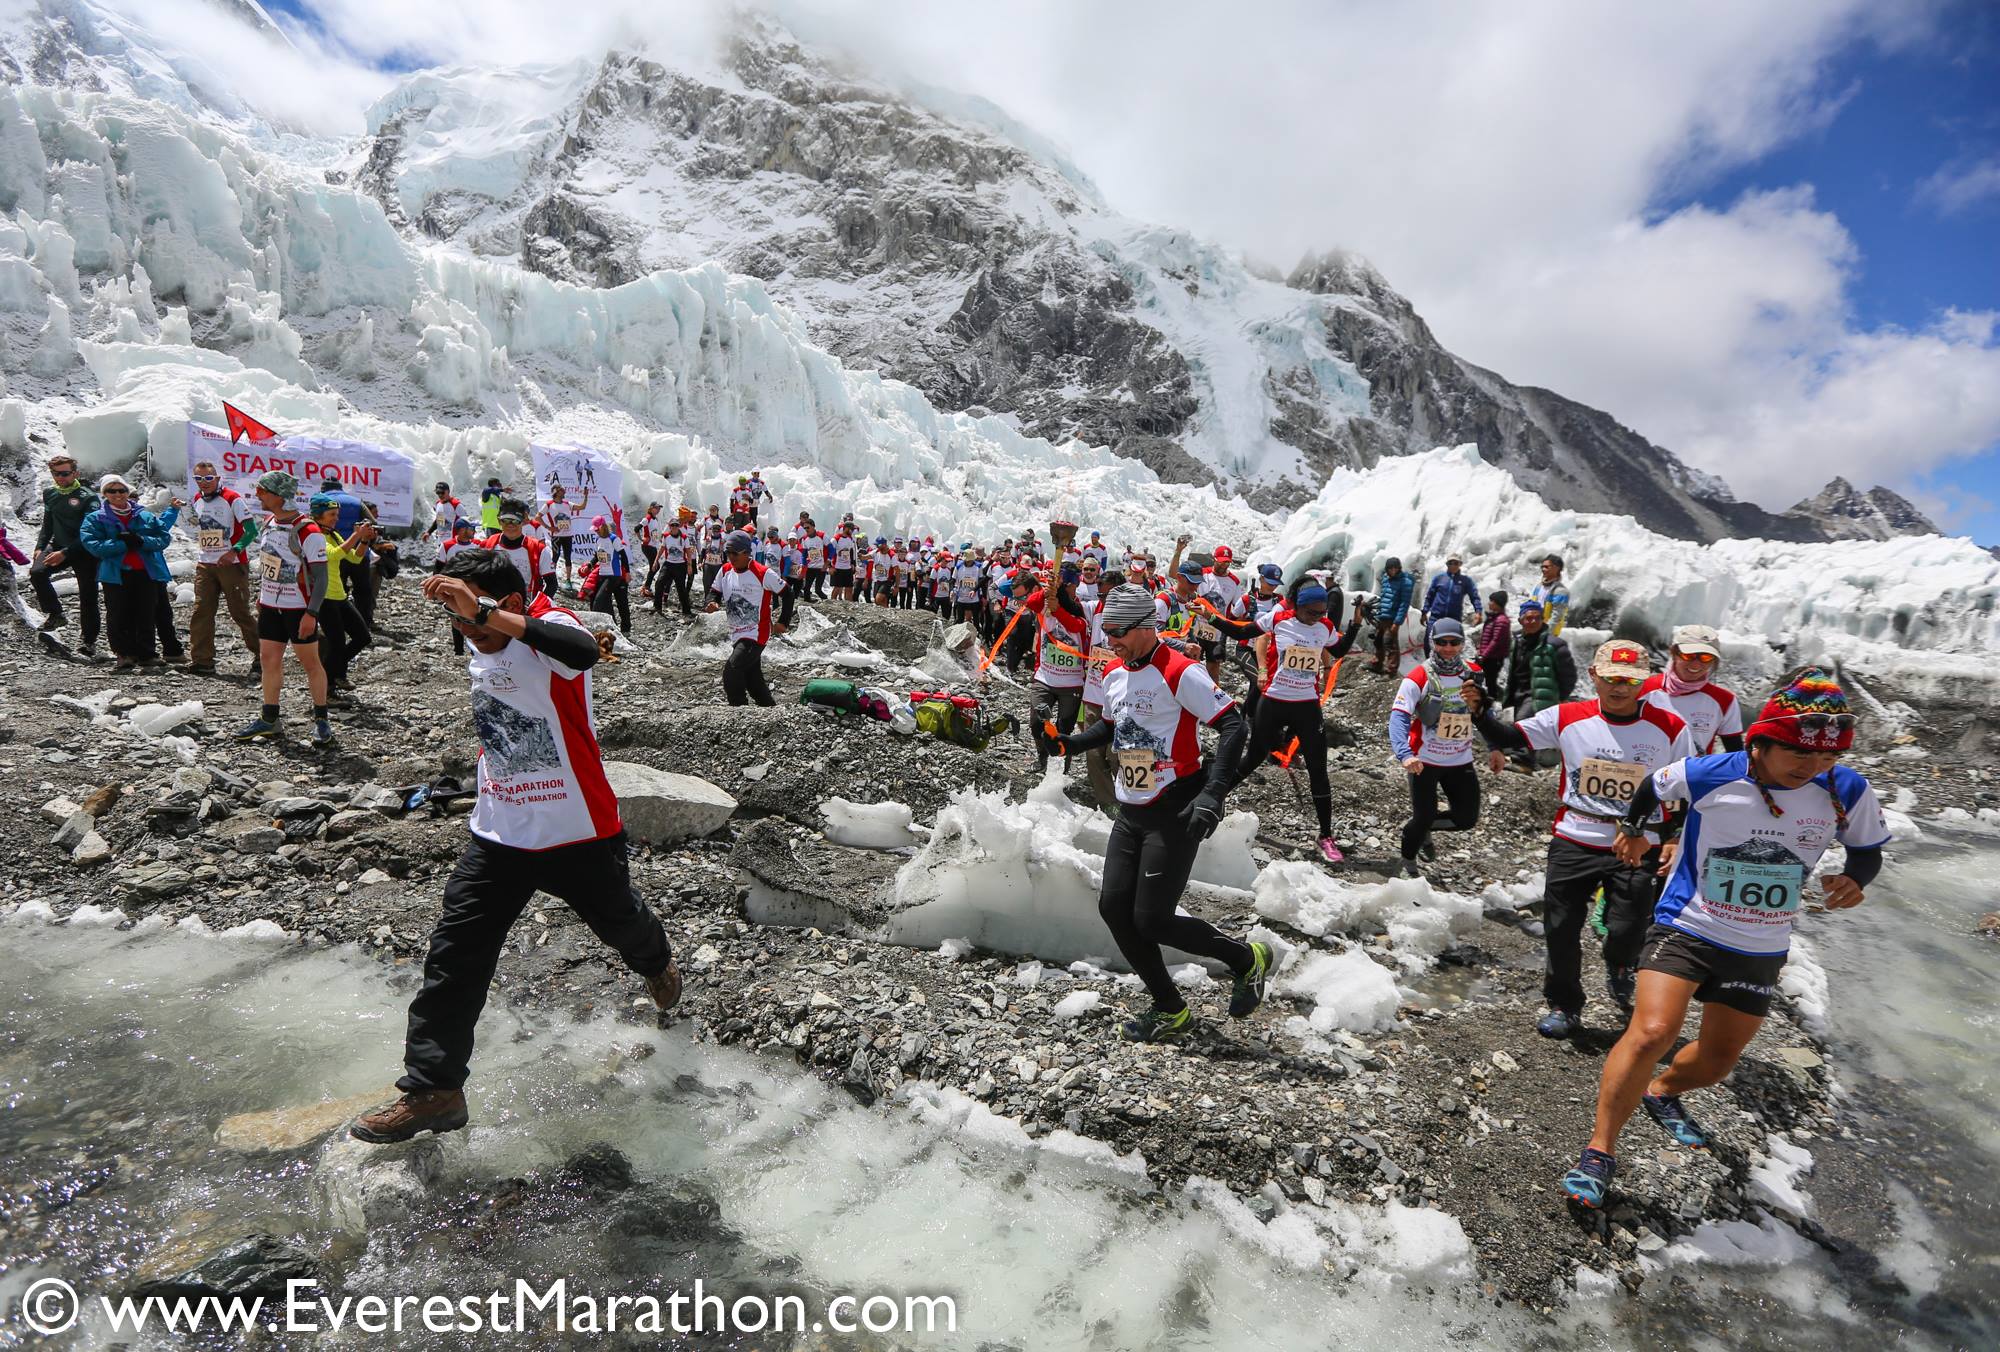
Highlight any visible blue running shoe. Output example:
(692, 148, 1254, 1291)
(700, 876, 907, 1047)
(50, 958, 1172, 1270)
(1562, 1148, 1616, 1208)
(234, 716, 279, 741)
(1642, 1094, 1710, 1150)
(1536, 1008, 1581, 1039)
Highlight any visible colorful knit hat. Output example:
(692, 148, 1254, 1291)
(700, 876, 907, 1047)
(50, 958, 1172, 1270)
(1747, 667, 1855, 751)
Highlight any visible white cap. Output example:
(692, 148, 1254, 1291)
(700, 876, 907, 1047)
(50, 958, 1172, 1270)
(99, 473, 130, 492)
(1671, 624, 1722, 658)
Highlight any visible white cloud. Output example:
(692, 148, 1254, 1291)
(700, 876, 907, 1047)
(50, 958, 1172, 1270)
(140, 0, 2000, 510)
(1917, 154, 2000, 215)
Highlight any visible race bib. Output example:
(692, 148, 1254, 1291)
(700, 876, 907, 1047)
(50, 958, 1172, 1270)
(1704, 855, 1806, 914)
(1578, 757, 1647, 804)
(1045, 643, 1082, 670)
(198, 528, 227, 551)
(259, 552, 282, 583)
(1116, 748, 1157, 794)
(1280, 645, 1319, 673)
(1435, 711, 1472, 741)
(1194, 621, 1219, 643)
(1088, 646, 1115, 676)
(704, 548, 721, 565)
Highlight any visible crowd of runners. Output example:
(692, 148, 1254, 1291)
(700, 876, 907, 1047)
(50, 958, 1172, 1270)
(5, 450, 1889, 1213)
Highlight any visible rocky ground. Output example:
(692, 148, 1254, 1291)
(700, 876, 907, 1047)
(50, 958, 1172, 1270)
(3, 575, 1994, 1314)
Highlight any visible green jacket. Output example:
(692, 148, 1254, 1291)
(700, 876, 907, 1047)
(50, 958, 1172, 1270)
(35, 483, 98, 555)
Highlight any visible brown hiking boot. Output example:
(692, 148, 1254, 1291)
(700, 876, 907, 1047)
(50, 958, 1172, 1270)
(349, 1088, 468, 1143)
(644, 958, 683, 1012)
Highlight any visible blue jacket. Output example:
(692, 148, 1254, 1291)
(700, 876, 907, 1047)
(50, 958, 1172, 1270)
(1422, 570, 1479, 622)
(1377, 570, 1416, 623)
(81, 502, 179, 584)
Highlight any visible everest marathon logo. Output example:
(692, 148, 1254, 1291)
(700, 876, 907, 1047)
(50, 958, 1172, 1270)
(14, 1276, 957, 1339)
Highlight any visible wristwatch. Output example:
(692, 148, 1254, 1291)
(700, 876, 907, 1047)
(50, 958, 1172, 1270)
(473, 596, 501, 623)
(1614, 821, 1647, 840)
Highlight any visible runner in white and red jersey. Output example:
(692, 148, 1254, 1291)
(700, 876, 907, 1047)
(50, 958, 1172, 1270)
(1211, 580, 1365, 861)
(1467, 639, 1696, 1037)
(478, 498, 546, 597)
(350, 546, 680, 1145)
(1639, 623, 1745, 754)
(707, 530, 786, 705)
(1041, 584, 1270, 1044)
(1020, 563, 1090, 773)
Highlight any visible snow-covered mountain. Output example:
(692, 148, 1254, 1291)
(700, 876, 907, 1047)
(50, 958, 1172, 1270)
(3, 0, 1994, 697)
(1783, 477, 1939, 542)
(338, 14, 1863, 542)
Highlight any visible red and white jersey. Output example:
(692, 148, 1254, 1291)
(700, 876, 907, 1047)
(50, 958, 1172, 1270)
(1518, 700, 1695, 848)
(1639, 675, 1743, 755)
(658, 528, 690, 564)
(1391, 663, 1482, 766)
(466, 596, 620, 851)
(186, 488, 254, 565)
(1202, 569, 1245, 619)
(480, 532, 545, 592)
(1099, 641, 1234, 805)
(635, 513, 661, 548)
(831, 535, 858, 570)
(429, 496, 460, 535)
(1024, 588, 1089, 689)
(254, 516, 325, 610)
(715, 559, 785, 644)
(1257, 605, 1334, 701)
(802, 532, 827, 569)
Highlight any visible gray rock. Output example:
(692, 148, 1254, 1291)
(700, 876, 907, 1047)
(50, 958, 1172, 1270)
(603, 762, 736, 846)
(52, 810, 95, 852)
(349, 784, 406, 813)
(317, 1134, 447, 1234)
(117, 864, 193, 899)
(39, 795, 81, 825)
(323, 809, 376, 841)
(72, 830, 113, 867)
(213, 814, 286, 854)
(128, 1232, 318, 1301)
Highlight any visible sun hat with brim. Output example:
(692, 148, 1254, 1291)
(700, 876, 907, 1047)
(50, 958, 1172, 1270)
(1590, 640, 1651, 680)
(1671, 624, 1722, 658)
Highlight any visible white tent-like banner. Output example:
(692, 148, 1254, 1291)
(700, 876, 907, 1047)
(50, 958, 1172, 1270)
(184, 423, 419, 526)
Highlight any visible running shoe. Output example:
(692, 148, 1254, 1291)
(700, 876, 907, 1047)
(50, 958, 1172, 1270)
(1416, 836, 1436, 863)
(1118, 1007, 1195, 1043)
(1536, 1008, 1581, 1039)
(310, 720, 336, 749)
(1641, 1094, 1710, 1150)
(1316, 836, 1345, 864)
(1228, 942, 1273, 1018)
(234, 717, 279, 740)
(1561, 1148, 1616, 1208)
(1606, 964, 1637, 1009)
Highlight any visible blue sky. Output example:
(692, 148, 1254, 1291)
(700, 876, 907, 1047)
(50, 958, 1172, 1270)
(1681, 4, 2000, 539)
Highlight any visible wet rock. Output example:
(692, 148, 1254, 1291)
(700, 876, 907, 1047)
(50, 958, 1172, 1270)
(216, 1087, 399, 1153)
(317, 1134, 447, 1234)
(128, 1232, 319, 1301)
(602, 762, 736, 845)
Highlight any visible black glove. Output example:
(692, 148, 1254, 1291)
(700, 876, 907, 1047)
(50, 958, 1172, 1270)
(120, 531, 143, 549)
(1179, 791, 1225, 842)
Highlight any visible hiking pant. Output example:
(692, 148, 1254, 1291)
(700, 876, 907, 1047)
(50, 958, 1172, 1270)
(397, 832, 671, 1092)
(1030, 680, 1082, 773)
(1400, 762, 1481, 861)
(30, 557, 100, 648)
(593, 575, 631, 635)
(1098, 776, 1252, 1011)
(1541, 836, 1661, 1015)
(654, 562, 692, 615)
(1238, 696, 1333, 838)
(317, 597, 371, 682)
(723, 637, 775, 706)
(191, 558, 258, 667)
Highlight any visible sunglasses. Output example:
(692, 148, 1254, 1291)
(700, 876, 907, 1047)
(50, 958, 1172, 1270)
(1777, 712, 1857, 733)
(1101, 622, 1147, 639)
(1596, 673, 1644, 688)
(1674, 651, 1718, 665)
(103, 486, 131, 495)
(499, 514, 524, 524)
(51, 466, 77, 475)
(1431, 637, 1463, 647)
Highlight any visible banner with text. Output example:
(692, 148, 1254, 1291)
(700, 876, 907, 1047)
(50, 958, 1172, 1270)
(185, 423, 419, 526)
(530, 443, 625, 538)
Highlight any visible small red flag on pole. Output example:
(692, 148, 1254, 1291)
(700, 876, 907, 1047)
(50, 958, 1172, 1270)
(222, 401, 277, 444)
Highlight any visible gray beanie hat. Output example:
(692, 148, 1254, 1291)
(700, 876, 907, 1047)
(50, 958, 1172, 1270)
(1099, 583, 1158, 631)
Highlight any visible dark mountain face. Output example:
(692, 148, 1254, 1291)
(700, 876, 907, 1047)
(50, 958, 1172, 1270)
(1782, 477, 1940, 541)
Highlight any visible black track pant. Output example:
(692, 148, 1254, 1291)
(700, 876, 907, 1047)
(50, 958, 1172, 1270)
(398, 832, 671, 1092)
(103, 571, 160, 661)
(778, 579, 797, 627)
(1541, 835, 1662, 1015)
(29, 558, 101, 647)
(654, 562, 692, 614)
(1098, 777, 1254, 1012)
(723, 637, 775, 706)
(805, 567, 826, 599)
(1237, 696, 1333, 837)
(592, 575, 631, 634)
(318, 597, 370, 682)
(1030, 680, 1082, 772)
(1400, 762, 1481, 860)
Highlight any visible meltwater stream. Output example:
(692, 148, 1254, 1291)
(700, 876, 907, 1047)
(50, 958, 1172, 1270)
(1, 835, 1996, 1349)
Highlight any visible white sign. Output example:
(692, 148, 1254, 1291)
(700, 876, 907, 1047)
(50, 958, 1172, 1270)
(184, 423, 419, 526)
(531, 443, 625, 539)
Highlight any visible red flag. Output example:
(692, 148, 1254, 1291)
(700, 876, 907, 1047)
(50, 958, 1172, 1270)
(222, 401, 277, 444)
